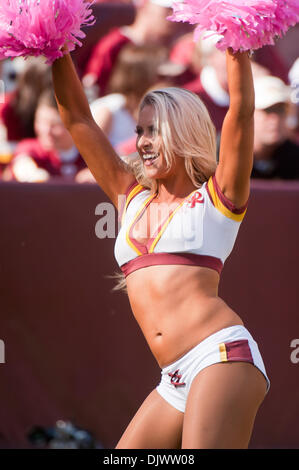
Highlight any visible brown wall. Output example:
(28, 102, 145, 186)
(0, 180, 298, 449)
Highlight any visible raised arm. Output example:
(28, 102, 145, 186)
(52, 53, 136, 207)
(216, 49, 255, 208)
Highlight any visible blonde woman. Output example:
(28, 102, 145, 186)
(52, 47, 270, 449)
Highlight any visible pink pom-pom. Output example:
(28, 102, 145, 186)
(169, 0, 299, 52)
(0, 0, 95, 64)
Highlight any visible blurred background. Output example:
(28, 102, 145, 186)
(0, 0, 298, 449)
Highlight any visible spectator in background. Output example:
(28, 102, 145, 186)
(0, 58, 52, 143)
(82, 0, 191, 98)
(166, 34, 288, 137)
(7, 90, 86, 182)
(252, 75, 299, 179)
(90, 43, 168, 148)
(0, 57, 27, 96)
(72, 1, 136, 77)
(179, 38, 229, 135)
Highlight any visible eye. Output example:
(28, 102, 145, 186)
(135, 126, 143, 136)
(148, 125, 155, 135)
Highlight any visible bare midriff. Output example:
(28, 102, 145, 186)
(126, 264, 244, 368)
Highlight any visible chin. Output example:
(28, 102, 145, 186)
(144, 170, 160, 180)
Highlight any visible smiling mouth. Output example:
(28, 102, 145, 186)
(142, 153, 159, 166)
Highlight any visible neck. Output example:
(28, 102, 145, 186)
(155, 173, 197, 203)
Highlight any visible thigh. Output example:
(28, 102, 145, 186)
(116, 389, 184, 449)
(182, 362, 267, 449)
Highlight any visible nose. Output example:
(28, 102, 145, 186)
(137, 133, 153, 151)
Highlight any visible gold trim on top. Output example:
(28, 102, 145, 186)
(121, 184, 144, 226)
(207, 177, 246, 222)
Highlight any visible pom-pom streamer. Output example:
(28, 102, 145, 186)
(0, 0, 95, 64)
(169, 0, 299, 52)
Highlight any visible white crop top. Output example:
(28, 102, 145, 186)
(114, 174, 248, 277)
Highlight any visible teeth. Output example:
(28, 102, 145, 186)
(143, 153, 158, 160)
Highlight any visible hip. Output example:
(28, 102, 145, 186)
(134, 295, 244, 367)
(156, 324, 270, 413)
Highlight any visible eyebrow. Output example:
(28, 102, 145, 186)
(136, 124, 156, 131)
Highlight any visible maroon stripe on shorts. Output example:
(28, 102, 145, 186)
(225, 339, 254, 363)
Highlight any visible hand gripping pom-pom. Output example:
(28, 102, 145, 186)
(169, 0, 299, 52)
(0, 0, 95, 64)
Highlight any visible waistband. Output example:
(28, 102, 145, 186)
(161, 325, 255, 373)
(121, 252, 223, 277)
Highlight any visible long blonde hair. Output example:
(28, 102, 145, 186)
(113, 87, 217, 292)
(131, 87, 217, 193)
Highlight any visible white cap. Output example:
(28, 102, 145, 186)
(254, 76, 291, 110)
(289, 57, 299, 83)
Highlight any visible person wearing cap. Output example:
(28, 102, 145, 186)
(252, 75, 299, 179)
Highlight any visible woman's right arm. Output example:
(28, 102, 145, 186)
(52, 53, 136, 207)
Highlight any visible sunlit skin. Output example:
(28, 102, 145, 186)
(52, 49, 268, 449)
(126, 103, 244, 368)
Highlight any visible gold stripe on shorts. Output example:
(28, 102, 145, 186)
(219, 342, 228, 362)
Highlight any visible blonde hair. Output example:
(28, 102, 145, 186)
(129, 87, 217, 194)
(114, 87, 217, 292)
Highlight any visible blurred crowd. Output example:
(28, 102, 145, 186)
(0, 0, 298, 183)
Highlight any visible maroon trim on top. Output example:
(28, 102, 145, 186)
(224, 339, 253, 364)
(125, 180, 139, 199)
(121, 252, 223, 277)
(212, 175, 249, 214)
(119, 181, 144, 222)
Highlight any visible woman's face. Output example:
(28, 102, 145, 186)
(136, 104, 169, 179)
(34, 105, 74, 151)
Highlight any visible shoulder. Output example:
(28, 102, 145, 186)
(119, 180, 149, 221)
(124, 180, 148, 201)
(204, 174, 248, 222)
(14, 139, 59, 167)
(90, 28, 130, 55)
(14, 138, 41, 156)
(0, 91, 14, 113)
(91, 94, 126, 114)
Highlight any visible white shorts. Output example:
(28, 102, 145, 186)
(156, 325, 270, 413)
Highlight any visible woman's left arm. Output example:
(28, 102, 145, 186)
(216, 49, 255, 208)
